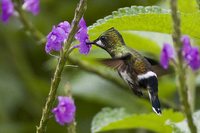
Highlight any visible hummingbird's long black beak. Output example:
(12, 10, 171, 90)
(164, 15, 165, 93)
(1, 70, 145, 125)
(86, 38, 99, 45)
(86, 42, 96, 45)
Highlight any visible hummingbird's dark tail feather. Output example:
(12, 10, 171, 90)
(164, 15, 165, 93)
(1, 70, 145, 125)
(147, 75, 162, 115)
(148, 91, 162, 115)
(138, 72, 161, 115)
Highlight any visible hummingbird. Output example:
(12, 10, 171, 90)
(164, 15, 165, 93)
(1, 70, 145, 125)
(87, 27, 163, 115)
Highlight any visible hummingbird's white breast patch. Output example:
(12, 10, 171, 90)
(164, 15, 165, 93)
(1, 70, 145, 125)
(96, 40, 104, 47)
(137, 71, 157, 80)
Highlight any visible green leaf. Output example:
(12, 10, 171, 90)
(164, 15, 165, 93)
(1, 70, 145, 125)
(88, 6, 200, 39)
(73, 31, 161, 58)
(91, 108, 129, 133)
(121, 31, 161, 55)
(91, 108, 184, 133)
(178, 0, 199, 13)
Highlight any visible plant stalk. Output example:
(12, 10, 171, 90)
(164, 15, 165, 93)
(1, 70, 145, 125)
(68, 121, 76, 133)
(170, 0, 197, 133)
(36, 0, 87, 133)
(14, 1, 45, 43)
(36, 53, 66, 133)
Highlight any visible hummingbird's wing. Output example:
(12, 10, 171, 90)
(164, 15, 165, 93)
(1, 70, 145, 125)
(151, 65, 172, 77)
(99, 58, 124, 70)
(144, 56, 173, 77)
(98, 53, 132, 70)
(144, 56, 159, 65)
(99, 54, 144, 96)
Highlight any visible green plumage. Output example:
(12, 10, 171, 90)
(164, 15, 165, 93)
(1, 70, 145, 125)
(95, 27, 151, 74)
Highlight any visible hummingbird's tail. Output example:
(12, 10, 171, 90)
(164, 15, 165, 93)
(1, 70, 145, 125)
(138, 71, 161, 115)
(147, 75, 161, 115)
(148, 90, 162, 115)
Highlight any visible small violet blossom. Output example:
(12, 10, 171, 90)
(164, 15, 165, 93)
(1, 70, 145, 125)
(52, 96, 76, 125)
(45, 18, 91, 54)
(22, 0, 40, 15)
(45, 21, 71, 53)
(1, 0, 14, 22)
(182, 36, 200, 70)
(160, 36, 200, 71)
(160, 43, 175, 69)
(75, 18, 91, 55)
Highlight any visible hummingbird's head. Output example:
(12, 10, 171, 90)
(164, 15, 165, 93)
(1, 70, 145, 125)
(88, 27, 125, 51)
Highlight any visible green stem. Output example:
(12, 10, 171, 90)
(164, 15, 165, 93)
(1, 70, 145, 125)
(14, 2, 45, 43)
(67, 121, 76, 133)
(63, 0, 87, 53)
(36, 0, 87, 133)
(170, 0, 197, 133)
(36, 53, 66, 133)
(186, 69, 196, 112)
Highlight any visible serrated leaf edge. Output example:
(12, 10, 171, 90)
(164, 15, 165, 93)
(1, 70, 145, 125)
(88, 6, 170, 30)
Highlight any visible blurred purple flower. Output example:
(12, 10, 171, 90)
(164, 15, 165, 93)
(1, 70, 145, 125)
(52, 96, 76, 125)
(160, 43, 175, 69)
(22, 0, 40, 15)
(185, 47, 200, 70)
(45, 21, 71, 53)
(182, 36, 191, 55)
(75, 18, 91, 55)
(182, 36, 200, 70)
(1, 0, 14, 22)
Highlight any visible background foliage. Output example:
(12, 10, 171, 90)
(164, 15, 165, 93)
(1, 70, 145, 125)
(1, 0, 200, 133)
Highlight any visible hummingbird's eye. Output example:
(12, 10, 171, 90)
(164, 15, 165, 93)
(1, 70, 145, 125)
(100, 36, 107, 42)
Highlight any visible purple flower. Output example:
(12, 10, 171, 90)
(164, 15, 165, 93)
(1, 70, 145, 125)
(45, 18, 91, 54)
(45, 21, 71, 53)
(182, 36, 191, 55)
(185, 47, 200, 70)
(182, 36, 200, 70)
(58, 21, 71, 34)
(22, 0, 40, 15)
(160, 36, 200, 71)
(75, 18, 91, 55)
(52, 96, 76, 125)
(1, 0, 14, 22)
(160, 43, 175, 69)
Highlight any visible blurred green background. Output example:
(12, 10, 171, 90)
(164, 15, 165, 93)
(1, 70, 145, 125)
(1, 0, 200, 133)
